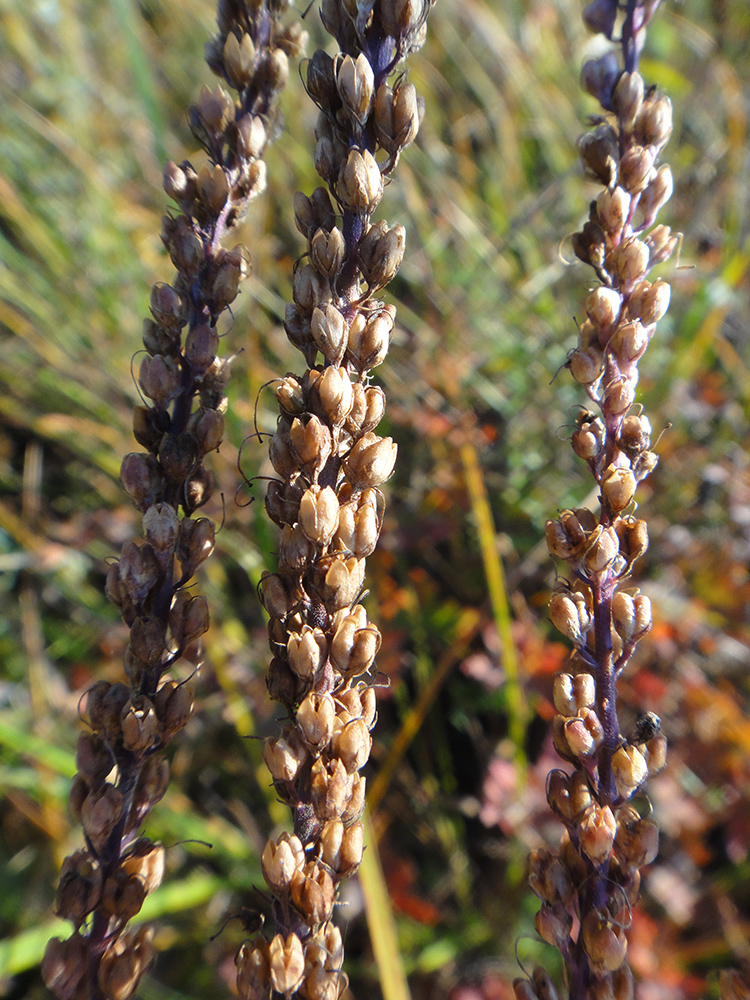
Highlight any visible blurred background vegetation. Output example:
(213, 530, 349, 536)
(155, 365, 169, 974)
(1, 0, 750, 997)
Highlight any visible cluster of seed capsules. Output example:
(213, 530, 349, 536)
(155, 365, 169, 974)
(515, 56, 675, 1000)
(234, 2, 433, 998)
(42, 4, 303, 998)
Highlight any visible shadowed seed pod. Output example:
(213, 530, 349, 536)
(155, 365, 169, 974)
(527, 4, 674, 999)
(238, 1, 434, 997)
(43, 3, 302, 997)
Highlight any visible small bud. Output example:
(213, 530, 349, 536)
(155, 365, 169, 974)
(347, 308, 393, 371)
(564, 707, 604, 758)
(597, 185, 631, 235)
(268, 933, 305, 996)
(321, 555, 366, 610)
(586, 286, 622, 329)
(613, 237, 650, 284)
(223, 31, 256, 88)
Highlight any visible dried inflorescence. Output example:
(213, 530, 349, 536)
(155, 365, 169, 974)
(517, 5, 674, 1000)
(234, 2, 433, 998)
(43, 4, 303, 998)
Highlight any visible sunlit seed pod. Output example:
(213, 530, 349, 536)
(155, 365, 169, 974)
(613, 70, 645, 128)
(310, 756, 354, 820)
(347, 309, 393, 371)
(630, 277, 671, 325)
(569, 347, 603, 385)
(580, 803, 617, 864)
(197, 162, 229, 214)
(586, 286, 622, 329)
(612, 591, 636, 643)
(262, 833, 305, 892)
(310, 227, 346, 279)
(573, 673, 596, 710)
(617, 413, 652, 457)
(310, 304, 347, 366)
(294, 264, 331, 315)
(222, 30, 257, 87)
(614, 237, 651, 284)
(343, 432, 397, 489)
(289, 415, 332, 473)
(601, 465, 637, 514)
(287, 626, 328, 681)
(332, 716, 372, 772)
(268, 934, 305, 996)
(553, 673, 578, 717)
(548, 592, 583, 643)
(236, 937, 271, 1000)
(392, 77, 420, 149)
(569, 770, 594, 817)
(618, 144, 655, 194)
(298, 860, 337, 924)
(317, 365, 354, 425)
(582, 910, 628, 972)
(263, 734, 308, 784)
(583, 525, 620, 575)
(297, 692, 336, 753)
(321, 555, 366, 611)
(564, 709, 602, 758)
(337, 148, 383, 216)
(236, 113, 267, 161)
(635, 93, 673, 151)
(337, 52, 375, 125)
(612, 744, 649, 799)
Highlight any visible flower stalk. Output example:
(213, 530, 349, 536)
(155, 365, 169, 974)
(518, 3, 675, 999)
(234, 2, 434, 997)
(42, 3, 302, 998)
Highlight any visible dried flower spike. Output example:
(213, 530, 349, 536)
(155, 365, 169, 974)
(43, 3, 302, 997)
(523, 4, 673, 999)
(237, 2, 434, 997)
